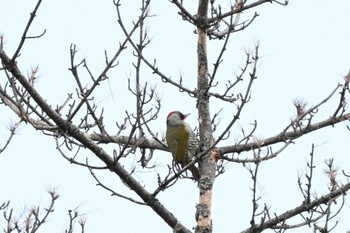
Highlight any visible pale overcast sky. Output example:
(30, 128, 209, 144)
(1, 0, 350, 232)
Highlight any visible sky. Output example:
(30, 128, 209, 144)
(1, 0, 350, 232)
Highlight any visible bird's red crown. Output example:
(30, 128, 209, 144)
(167, 111, 188, 120)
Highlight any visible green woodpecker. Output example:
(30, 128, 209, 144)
(166, 111, 200, 181)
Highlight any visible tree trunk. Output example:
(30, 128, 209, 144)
(196, 1, 216, 232)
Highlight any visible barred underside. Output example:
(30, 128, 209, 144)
(183, 122, 198, 165)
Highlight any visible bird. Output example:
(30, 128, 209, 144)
(166, 111, 200, 181)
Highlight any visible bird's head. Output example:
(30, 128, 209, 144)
(166, 111, 189, 126)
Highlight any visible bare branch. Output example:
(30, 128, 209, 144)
(0, 121, 19, 154)
(2, 189, 59, 233)
(171, 0, 197, 24)
(11, 0, 45, 61)
(220, 112, 350, 156)
(214, 44, 259, 148)
(332, 70, 350, 117)
(66, 2, 145, 122)
(208, 0, 288, 24)
(88, 164, 147, 205)
(241, 181, 350, 233)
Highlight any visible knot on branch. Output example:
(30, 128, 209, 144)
(199, 177, 213, 195)
(194, 225, 212, 233)
(196, 17, 209, 29)
(195, 203, 210, 221)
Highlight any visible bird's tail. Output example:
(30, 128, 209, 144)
(189, 165, 200, 181)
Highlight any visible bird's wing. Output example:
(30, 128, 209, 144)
(174, 124, 189, 164)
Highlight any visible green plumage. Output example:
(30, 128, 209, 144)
(166, 113, 200, 181)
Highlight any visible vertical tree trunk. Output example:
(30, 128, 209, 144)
(196, 1, 216, 232)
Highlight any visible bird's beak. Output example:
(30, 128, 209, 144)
(184, 113, 190, 118)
